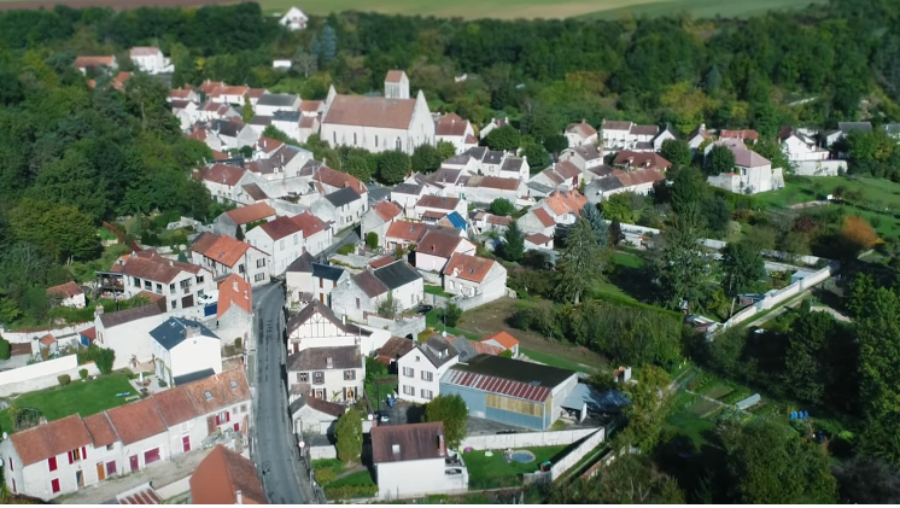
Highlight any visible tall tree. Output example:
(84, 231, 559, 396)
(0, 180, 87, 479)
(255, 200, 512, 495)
(335, 407, 363, 463)
(557, 216, 604, 304)
(411, 144, 442, 173)
(653, 204, 707, 309)
(377, 151, 410, 184)
(484, 125, 521, 151)
(436, 141, 457, 161)
(660, 138, 692, 167)
(425, 394, 468, 449)
(581, 203, 608, 248)
(616, 365, 674, 453)
(720, 242, 764, 298)
(835, 456, 900, 504)
(671, 166, 707, 215)
(705, 145, 736, 176)
(501, 220, 525, 262)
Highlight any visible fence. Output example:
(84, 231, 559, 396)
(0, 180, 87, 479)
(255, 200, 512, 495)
(0, 356, 100, 397)
(522, 428, 605, 485)
(460, 427, 599, 451)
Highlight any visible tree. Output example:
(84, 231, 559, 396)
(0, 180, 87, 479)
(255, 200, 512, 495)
(263, 125, 296, 145)
(377, 151, 410, 184)
(671, 166, 707, 215)
(720, 242, 764, 298)
(411, 144, 442, 174)
(436, 141, 457, 161)
(783, 308, 850, 406)
(376, 292, 400, 319)
(490, 198, 515, 216)
(425, 394, 468, 449)
(601, 192, 644, 224)
(344, 155, 371, 183)
(834, 456, 900, 504)
(366, 232, 379, 249)
(723, 420, 837, 504)
(521, 139, 549, 169)
(653, 205, 707, 309)
(316, 24, 337, 65)
(609, 219, 623, 246)
(501, 220, 525, 262)
(241, 95, 254, 123)
(616, 365, 673, 453)
(557, 216, 604, 304)
(484, 125, 521, 151)
(542, 134, 569, 156)
(335, 408, 363, 463)
(841, 215, 878, 256)
(702, 194, 731, 238)
(581, 203, 608, 248)
(660, 139, 692, 167)
(552, 454, 684, 504)
(0, 336, 10, 360)
(705, 145, 736, 176)
(443, 302, 462, 327)
(292, 48, 318, 78)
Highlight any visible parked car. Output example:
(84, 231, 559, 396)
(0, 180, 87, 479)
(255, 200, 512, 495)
(416, 304, 433, 315)
(198, 290, 219, 305)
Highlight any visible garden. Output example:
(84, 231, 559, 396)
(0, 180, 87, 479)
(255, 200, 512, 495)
(463, 445, 568, 489)
(311, 459, 377, 500)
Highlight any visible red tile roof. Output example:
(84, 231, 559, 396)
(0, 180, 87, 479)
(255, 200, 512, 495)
(443, 253, 496, 283)
(435, 113, 469, 136)
(10, 415, 93, 466)
(39, 334, 56, 346)
(544, 190, 587, 217)
(419, 230, 465, 259)
(258, 216, 303, 241)
(566, 120, 597, 138)
(300, 100, 321, 113)
(612, 150, 671, 172)
(368, 256, 396, 269)
(531, 207, 556, 227)
(83, 413, 119, 448)
(372, 200, 402, 222)
(191, 445, 266, 505)
(442, 370, 551, 402)
(217, 274, 252, 318)
(313, 166, 367, 195)
(323, 95, 416, 130)
(416, 195, 460, 210)
(74, 55, 115, 68)
(202, 163, 246, 187)
(225, 202, 276, 225)
(291, 211, 328, 237)
(47, 281, 83, 299)
(385, 70, 407, 83)
(445, 336, 504, 356)
(106, 398, 168, 445)
(720, 129, 759, 142)
(182, 369, 251, 415)
(194, 234, 253, 268)
(371, 422, 446, 464)
(525, 233, 553, 245)
(151, 387, 200, 427)
(117, 256, 206, 284)
(481, 331, 519, 350)
(386, 220, 430, 242)
(376, 337, 415, 364)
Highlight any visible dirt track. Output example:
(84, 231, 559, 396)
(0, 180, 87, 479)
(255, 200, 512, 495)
(0, 0, 237, 11)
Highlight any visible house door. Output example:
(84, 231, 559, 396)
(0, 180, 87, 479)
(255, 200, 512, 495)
(292, 342, 299, 354)
(129, 455, 139, 472)
(96, 463, 106, 482)
(181, 294, 194, 308)
(182, 435, 191, 453)
(207, 416, 216, 434)
(319, 293, 324, 303)
(76, 470, 84, 488)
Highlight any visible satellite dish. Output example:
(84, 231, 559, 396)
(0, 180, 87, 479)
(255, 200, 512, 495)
(2, 432, 7, 440)
(367, 414, 374, 421)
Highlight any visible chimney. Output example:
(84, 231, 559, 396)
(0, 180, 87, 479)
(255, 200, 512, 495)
(185, 325, 201, 338)
(327, 356, 333, 369)
(342, 315, 346, 325)
(236, 490, 243, 505)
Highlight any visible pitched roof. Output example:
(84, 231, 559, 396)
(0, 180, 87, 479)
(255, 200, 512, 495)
(612, 150, 672, 172)
(445, 335, 503, 362)
(117, 255, 205, 284)
(566, 120, 597, 138)
(82, 413, 119, 448)
(106, 397, 167, 445)
(555, 160, 582, 180)
(544, 190, 587, 217)
(376, 337, 415, 364)
(300, 100, 322, 113)
(191, 445, 266, 505)
(385, 70, 407, 83)
(287, 345, 361, 371)
(386, 220, 430, 242)
(312, 263, 345, 282)
(217, 274, 252, 318)
(202, 163, 246, 187)
(286, 252, 316, 273)
(720, 129, 759, 141)
(286, 299, 371, 337)
(242, 183, 268, 201)
(193, 234, 253, 268)
(258, 216, 303, 241)
(443, 253, 496, 283)
(372, 200, 402, 222)
(416, 336, 458, 368)
(47, 281, 83, 299)
(435, 113, 469, 136)
(601, 120, 632, 131)
(629, 124, 659, 136)
(99, 303, 164, 329)
(323, 95, 416, 130)
(291, 211, 328, 237)
(305, 397, 346, 418)
(481, 331, 519, 350)
(256, 93, 299, 107)
(323, 187, 361, 207)
(74, 55, 115, 68)
(352, 270, 389, 298)
(313, 166, 367, 195)
(151, 386, 200, 427)
(525, 233, 553, 245)
(368, 256, 396, 269)
(130, 46, 162, 57)
(10, 415, 93, 466)
(182, 369, 251, 416)
(372, 422, 446, 464)
(39, 333, 56, 346)
(416, 195, 460, 210)
(191, 232, 219, 256)
(570, 144, 602, 161)
(373, 261, 422, 290)
(418, 230, 465, 259)
(468, 176, 520, 191)
(225, 202, 276, 225)
(394, 182, 425, 196)
(151, 318, 218, 351)
(443, 355, 575, 402)
(531, 207, 556, 227)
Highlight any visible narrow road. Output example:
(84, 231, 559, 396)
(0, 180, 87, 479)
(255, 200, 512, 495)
(252, 283, 315, 504)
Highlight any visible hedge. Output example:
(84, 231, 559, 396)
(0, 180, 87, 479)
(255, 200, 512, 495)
(323, 484, 377, 500)
(58, 374, 71, 386)
(0, 336, 10, 360)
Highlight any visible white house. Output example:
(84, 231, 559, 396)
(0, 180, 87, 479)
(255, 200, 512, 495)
(687, 123, 713, 152)
(244, 216, 305, 276)
(150, 317, 223, 387)
(415, 230, 476, 272)
(600, 120, 659, 151)
(442, 253, 507, 304)
(435, 113, 477, 154)
(255, 93, 301, 117)
(331, 261, 424, 323)
(320, 72, 435, 154)
(46, 281, 86, 309)
(414, 195, 467, 223)
(279, 6, 308, 30)
(652, 126, 678, 151)
(565, 120, 598, 148)
(371, 421, 467, 501)
(704, 139, 785, 195)
(292, 211, 333, 256)
(92, 304, 166, 370)
(286, 253, 350, 307)
(129, 47, 173, 75)
(211, 274, 253, 350)
(516, 207, 556, 237)
(286, 345, 364, 403)
(537, 189, 588, 226)
(397, 336, 459, 403)
(778, 126, 829, 162)
(479, 117, 509, 140)
(559, 144, 604, 172)
(361, 200, 403, 248)
(113, 252, 216, 311)
(213, 202, 277, 238)
(310, 187, 368, 229)
(285, 299, 374, 355)
(190, 232, 270, 286)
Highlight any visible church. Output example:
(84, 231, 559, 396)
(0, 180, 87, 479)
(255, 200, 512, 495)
(319, 71, 435, 154)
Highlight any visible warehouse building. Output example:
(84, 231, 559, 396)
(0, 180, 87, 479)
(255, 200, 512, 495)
(439, 355, 579, 430)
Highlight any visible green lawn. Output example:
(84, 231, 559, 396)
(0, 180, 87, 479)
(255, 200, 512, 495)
(610, 250, 646, 269)
(520, 347, 598, 374)
(464, 445, 567, 489)
(0, 373, 135, 434)
(424, 285, 453, 298)
(666, 408, 717, 448)
(327, 470, 375, 488)
(425, 309, 481, 341)
(260, 0, 822, 20)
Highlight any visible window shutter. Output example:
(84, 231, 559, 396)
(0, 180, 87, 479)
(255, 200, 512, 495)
(82, 447, 87, 460)
(215, 414, 220, 425)
(68, 451, 74, 464)
(48, 457, 57, 471)
(225, 411, 231, 422)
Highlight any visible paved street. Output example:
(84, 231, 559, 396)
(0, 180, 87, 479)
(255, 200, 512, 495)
(252, 283, 315, 504)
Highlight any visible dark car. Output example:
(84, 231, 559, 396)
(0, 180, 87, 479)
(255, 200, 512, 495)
(416, 304, 433, 315)
(496, 430, 518, 435)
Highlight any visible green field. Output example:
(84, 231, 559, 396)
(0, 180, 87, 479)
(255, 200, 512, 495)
(262, 0, 825, 20)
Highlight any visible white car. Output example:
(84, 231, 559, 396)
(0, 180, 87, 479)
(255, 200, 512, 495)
(197, 290, 219, 305)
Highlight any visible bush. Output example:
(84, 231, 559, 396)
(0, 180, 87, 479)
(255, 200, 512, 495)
(323, 484, 377, 500)
(490, 198, 516, 216)
(444, 303, 462, 327)
(0, 336, 10, 360)
(58, 374, 71, 386)
(234, 337, 242, 350)
(78, 368, 89, 380)
(337, 243, 355, 255)
(365, 232, 379, 249)
(76, 345, 116, 375)
(158, 378, 168, 388)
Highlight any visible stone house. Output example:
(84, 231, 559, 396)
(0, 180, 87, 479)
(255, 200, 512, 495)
(190, 232, 269, 286)
(286, 345, 364, 403)
(331, 261, 423, 322)
(442, 253, 508, 304)
(565, 119, 598, 148)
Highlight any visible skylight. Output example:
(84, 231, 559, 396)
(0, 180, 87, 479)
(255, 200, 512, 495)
(204, 391, 212, 400)
(230, 380, 238, 389)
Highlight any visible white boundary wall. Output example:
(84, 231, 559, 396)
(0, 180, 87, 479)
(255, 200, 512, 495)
(0, 356, 100, 397)
(460, 427, 598, 451)
(0, 322, 93, 344)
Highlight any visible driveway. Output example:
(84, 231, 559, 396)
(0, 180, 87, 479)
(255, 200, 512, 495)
(252, 283, 316, 503)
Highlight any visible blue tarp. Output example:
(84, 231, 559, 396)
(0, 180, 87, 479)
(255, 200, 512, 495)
(203, 303, 217, 317)
(445, 211, 467, 231)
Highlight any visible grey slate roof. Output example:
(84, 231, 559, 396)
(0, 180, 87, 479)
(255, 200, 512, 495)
(150, 317, 219, 351)
(501, 157, 524, 172)
(173, 368, 216, 386)
(373, 261, 421, 290)
(273, 110, 302, 122)
(287, 345, 361, 371)
(324, 187, 361, 207)
(484, 150, 504, 164)
(256, 93, 299, 107)
(394, 182, 424, 195)
(312, 262, 345, 281)
(211, 119, 243, 137)
(249, 115, 273, 126)
(286, 251, 316, 273)
(419, 336, 458, 368)
(465, 146, 488, 160)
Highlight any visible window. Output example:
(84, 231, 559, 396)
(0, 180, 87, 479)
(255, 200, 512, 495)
(421, 389, 433, 400)
(375, 135, 379, 147)
(319, 278, 323, 288)
(355, 298, 360, 309)
(132, 277, 140, 288)
(180, 279, 192, 290)
(155, 283, 162, 294)
(238, 264, 245, 274)
(171, 300, 178, 309)
(293, 234, 299, 246)
(11, 479, 16, 494)
(313, 372, 324, 385)
(403, 367, 414, 378)
(106, 444, 114, 451)
(51, 479, 60, 494)
(144, 280, 152, 290)
(8, 457, 13, 472)
(169, 283, 175, 294)
(395, 138, 402, 151)
(333, 132, 337, 144)
(257, 258, 266, 268)
(297, 372, 308, 382)
(48, 457, 58, 472)
(421, 371, 433, 382)
(344, 370, 356, 381)
(353, 133, 357, 145)
(402, 385, 414, 396)
(254, 273, 265, 282)
(240, 404, 247, 413)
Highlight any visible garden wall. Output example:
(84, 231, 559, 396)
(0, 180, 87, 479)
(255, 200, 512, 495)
(521, 428, 605, 485)
(793, 160, 846, 177)
(309, 445, 337, 460)
(0, 356, 100, 397)
(365, 314, 425, 339)
(459, 427, 598, 451)
(0, 322, 93, 344)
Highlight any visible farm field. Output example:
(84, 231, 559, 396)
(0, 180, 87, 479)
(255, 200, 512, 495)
(0, 0, 824, 18)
